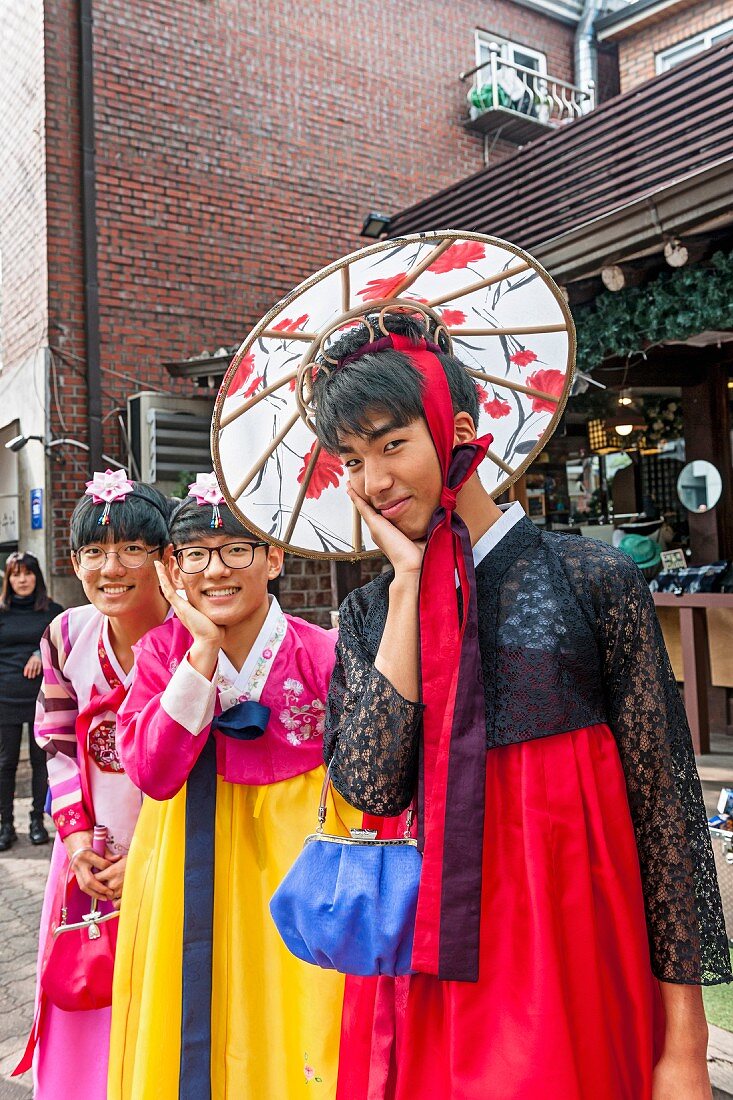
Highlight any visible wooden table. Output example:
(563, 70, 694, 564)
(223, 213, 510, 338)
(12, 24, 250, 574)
(652, 593, 733, 755)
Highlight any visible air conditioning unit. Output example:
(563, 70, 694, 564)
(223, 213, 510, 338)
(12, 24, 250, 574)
(127, 392, 214, 492)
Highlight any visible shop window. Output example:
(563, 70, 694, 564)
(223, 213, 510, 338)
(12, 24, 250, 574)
(655, 18, 733, 74)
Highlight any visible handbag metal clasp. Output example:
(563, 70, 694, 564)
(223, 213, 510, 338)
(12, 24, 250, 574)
(82, 900, 103, 940)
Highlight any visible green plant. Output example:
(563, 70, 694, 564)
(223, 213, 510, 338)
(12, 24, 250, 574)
(172, 470, 195, 500)
(572, 250, 733, 375)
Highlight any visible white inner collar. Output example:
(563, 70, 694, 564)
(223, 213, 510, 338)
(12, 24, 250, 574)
(218, 595, 284, 688)
(472, 502, 526, 570)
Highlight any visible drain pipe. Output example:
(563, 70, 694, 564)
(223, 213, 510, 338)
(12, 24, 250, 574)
(79, 0, 104, 472)
(574, 0, 603, 111)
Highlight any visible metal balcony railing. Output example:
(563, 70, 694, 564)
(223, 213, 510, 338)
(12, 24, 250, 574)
(460, 43, 595, 145)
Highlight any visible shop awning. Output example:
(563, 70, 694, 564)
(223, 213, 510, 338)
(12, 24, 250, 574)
(388, 39, 733, 281)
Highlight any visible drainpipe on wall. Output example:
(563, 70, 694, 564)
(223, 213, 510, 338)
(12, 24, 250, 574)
(574, 0, 603, 111)
(79, 0, 104, 473)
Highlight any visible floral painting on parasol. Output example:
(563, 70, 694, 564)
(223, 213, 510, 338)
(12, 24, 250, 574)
(213, 231, 575, 559)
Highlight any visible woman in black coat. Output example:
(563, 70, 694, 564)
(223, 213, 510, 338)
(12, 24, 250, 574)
(0, 553, 63, 850)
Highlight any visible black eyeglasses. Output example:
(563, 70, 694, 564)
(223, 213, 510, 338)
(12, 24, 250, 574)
(173, 541, 268, 574)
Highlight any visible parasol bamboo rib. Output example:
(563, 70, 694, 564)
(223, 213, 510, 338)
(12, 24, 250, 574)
(283, 443, 322, 542)
(391, 238, 454, 297)
(352, 502, 362, 554)
(486, 449, 515, 475)
(260, 329, 319, 342)
(467, 367, 560, 404)
(450, 324, 566, 336)
(231, 410, 301, 500)
(342, 266, 350, 313)
(219, 368, 299, 429)
(427, 262, 531, 308)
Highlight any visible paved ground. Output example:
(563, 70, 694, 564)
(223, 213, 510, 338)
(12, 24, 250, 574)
(4, 740, 733, 1098)
(0, 757, 54, 1100)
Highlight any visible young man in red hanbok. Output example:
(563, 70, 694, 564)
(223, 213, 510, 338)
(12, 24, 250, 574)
(314, 313, 729, 1100)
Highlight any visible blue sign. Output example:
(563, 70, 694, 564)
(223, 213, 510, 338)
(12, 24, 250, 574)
(30, 488, 43, 530)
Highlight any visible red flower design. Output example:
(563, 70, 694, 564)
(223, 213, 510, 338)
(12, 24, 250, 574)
(429, 241, 485, 275)
(241, 374, 263, 400)
(510, 349, 538, 368)
(273, 313, 309, 333)
(229, 350, 256, 396)
(476, 384, 511, 419)
(438, 308, 466, 327)
(356, 273, 407, 302)
(297, 443, 344, 499)
(527, 368, 565, 414)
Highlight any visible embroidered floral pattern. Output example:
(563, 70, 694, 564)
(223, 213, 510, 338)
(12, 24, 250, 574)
(56, 807, 83, 829)
(303, 1054, 323, 1084)
(280, 683, 326, 746)
(88, 719, 124, 772)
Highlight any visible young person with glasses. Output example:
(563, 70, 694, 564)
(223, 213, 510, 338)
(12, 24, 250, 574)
(19, 472, 172, 1099)
(107, 473, 358, 1100)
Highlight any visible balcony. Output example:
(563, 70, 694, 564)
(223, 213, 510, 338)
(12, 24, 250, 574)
(461, 43, 594, 146)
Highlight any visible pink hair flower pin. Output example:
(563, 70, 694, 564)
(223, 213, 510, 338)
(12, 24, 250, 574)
(85, 468, 135, 526)
(188, 472, 226, 529)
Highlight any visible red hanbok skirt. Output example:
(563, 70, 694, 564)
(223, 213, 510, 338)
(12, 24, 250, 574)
(337, 724, 665, 1100)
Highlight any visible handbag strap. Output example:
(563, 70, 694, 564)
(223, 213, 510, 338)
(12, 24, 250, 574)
(317, 762, 416, 840)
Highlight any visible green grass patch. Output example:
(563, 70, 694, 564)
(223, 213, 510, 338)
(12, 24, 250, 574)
(703, 949, 733, 1032)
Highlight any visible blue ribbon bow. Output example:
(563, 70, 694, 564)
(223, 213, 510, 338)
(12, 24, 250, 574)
(211, 699, 270, 740)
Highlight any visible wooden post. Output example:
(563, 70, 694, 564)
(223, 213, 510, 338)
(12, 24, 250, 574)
(682, 360, 733, 564)
(679, 605, 711, 755)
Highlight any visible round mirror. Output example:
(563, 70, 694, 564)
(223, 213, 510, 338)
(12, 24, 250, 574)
(676, 460, 722, 513)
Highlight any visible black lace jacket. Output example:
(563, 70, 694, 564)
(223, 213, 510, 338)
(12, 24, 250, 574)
(325, 516, 731, 986)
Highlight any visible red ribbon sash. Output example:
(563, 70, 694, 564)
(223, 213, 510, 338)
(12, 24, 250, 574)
(389, 334, 491, 981)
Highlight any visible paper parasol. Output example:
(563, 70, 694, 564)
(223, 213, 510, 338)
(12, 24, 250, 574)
(213, 231, 575, 560)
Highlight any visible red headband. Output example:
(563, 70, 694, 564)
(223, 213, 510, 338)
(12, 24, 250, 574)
(341, 332, 492, 981)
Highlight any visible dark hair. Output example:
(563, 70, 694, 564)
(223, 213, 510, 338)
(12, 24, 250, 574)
(70, 481, 172, 552)
(169, 498, 254, 547)
(0, 552, 50, 612)
(312, 313, 480, 454)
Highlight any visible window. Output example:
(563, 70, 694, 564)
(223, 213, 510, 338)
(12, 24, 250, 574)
(474, 30, 547, 99)
(656, 18, 733, 74)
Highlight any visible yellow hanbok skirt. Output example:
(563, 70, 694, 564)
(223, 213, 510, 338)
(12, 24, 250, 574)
(108, 767, 358, 1099)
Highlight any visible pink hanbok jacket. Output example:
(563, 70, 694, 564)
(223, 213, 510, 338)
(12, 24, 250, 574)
(117, 598, 336, 797)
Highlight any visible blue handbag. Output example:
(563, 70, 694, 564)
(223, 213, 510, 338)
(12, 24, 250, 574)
(269, 768, 421, 977)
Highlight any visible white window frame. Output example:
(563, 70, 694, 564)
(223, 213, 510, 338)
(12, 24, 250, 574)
(474, 30, 548, 85)
(655, 17, 733, 74)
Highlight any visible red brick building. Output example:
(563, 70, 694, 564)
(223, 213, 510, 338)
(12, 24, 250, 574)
(596, 0, 733, 90)
(1, 0, 612, 613)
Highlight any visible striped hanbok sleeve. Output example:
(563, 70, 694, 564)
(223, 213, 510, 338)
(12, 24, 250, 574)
(35, 611, 93, 837)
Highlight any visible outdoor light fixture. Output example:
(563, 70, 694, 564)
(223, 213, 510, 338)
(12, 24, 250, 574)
(4, 434, 44, 453)
(664, 238, 688, 268)
(360, 211, 392, 239)
(604, 391, 646, 439)
(4, 434, 124, 468)
(601, 265, 625, 292)
(605, 412, 646, 438)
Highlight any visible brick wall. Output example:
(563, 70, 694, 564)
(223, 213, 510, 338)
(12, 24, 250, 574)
(615, 0, 733, 91)
(0, 0, 48, 372)
(41, 0, 577, 613)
